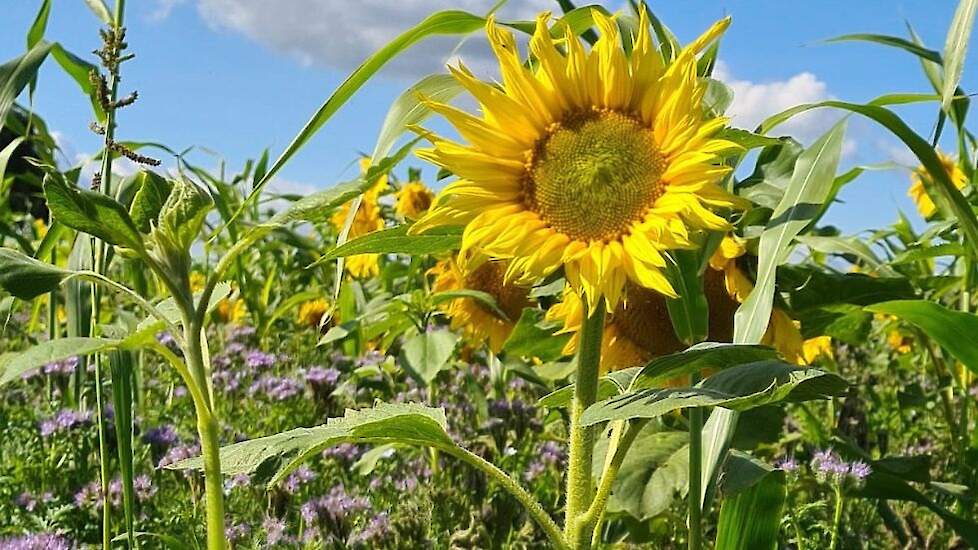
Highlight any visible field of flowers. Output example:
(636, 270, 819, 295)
(2, 0, 978, 548)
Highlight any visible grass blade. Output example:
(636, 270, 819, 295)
(942, 0, 978, 112)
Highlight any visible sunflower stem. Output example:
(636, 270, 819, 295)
(688, 371, 704, 550)
(565, 296, 605, 549)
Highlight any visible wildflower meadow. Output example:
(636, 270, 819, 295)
(2, 0, 978, 548)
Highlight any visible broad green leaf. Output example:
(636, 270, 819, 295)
(737, 138, 804, 210)
(664, 249, 708, 346)
(593, 424, 689, 521)
(317, 225, 461, 264)
(0, 41, 52, 127)
(129, 171, 173, 233)
(44, 176, 144, 252)
(630, 343, 779, 391)
(779, 266, 916, 310)
(866, 300, 978, 374)
(735, 120, 847, 344)
(718, 128, 782, 150)
(399, 329, 459, 385)
(796, 304, 872, 345)
(371, 73, 462, 162)
(154, 177, 213, 253)
(168, 403, 452, 479)
(715, 456, 785, 550)
(0, 247, 71, 300)
(537, 368, 639, 409)
(942, 0, 978, 112)
(502, 308, 571, 362)
(0, 337, 120, 386)
(582, 361, 847, 426)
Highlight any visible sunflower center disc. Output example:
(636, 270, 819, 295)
(527, 110, 666, 242)
(464, 262, 530, 320)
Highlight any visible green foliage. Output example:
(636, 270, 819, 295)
(867, 299, 978, 374)
(43, 176, 144, 252)
(399, 329, 460, 385)
(715, 459, 785, 550)
(0, 247, 72, 299)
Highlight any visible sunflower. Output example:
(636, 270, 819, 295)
(548, 234, 805, 371)
(802, 336, 833, 363)
(431, 256, 532, 353)
(217, 298, 247, 324)
(411, 11, 746, 312)
(298, 298, 330, 328)
(190, 271, 207, 293)
(886, 330, 912, 354)
(331, 159, 388, 278)
(908, 152, 967, 219)
(395, 181, 435, 219)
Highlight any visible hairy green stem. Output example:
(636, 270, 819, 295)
(448, 446, 567, 549)
(581, 420, 645, 545)
(828, 484, 844, 550)
(565, 297, 606, 549)
(183, 316, 226, 550)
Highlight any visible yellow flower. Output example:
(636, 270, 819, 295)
(411, 11, 746, 312)
(395, 181, 435, 219)
(908, 152, 967, 218)
(549, 233, 806, 371)
(431, 256, 532, 353)
(217, 298, 247, 324)
(802, 336, 833, 363)
(887, 330, 912, 354)
(298, 298, 330, 328)
(331, 159, 388, 278)
(190, 272, 207, 293)
(33, 218, 48, 239)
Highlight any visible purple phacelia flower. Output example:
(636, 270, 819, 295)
(0, 533, 74, 550)
(305, 366, 340, 387)
(225, 473, 252, 492)
(134, 475, 156, 502)
(262, 517, 289, 546)
(245, 350, 276, 370)
(849, 460, 872, 481)
(158, 443, 201, 469)
(39, 409, 92, 438)
(142, 425, 179, 449)
(249, 375, 302, 401)
(775, 456, 799, 473)
(225, 523, 251, 543)
(283, 465, 317, 494)
(348, 512, 391, 547)
(323, 443, 362, 463)
(74, 481, 102, 510)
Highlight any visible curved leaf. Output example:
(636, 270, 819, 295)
(866, 299, 978, 374)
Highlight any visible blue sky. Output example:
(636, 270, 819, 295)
(3, 0, 974, 234)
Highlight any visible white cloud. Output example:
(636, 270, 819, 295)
(189, 0, 552, 79)
(713, 61, 839, 145)
(151, 0, 187, 21)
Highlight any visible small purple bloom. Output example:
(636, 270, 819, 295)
(0, 533, 74, 550)
(245, 350, 276, 370)
(262, 517, 289, 546)
(283, 465, 317, 494)
(134, 475, 156, 502)
(775, 456, 799, 473)
(142, 425, 179, 449)
(225, 523, 251, 543)
(849, 460, 872, 481)
(39, 409, 92, 438)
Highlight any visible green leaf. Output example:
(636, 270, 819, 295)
(537, 368, 638, 409)
(866, 300, 978, 375)
(137, 282, 232, 333)
(715, 455, 785, 550)
(664, 249, 708, 345)
(824, 33, 942, 63)
(168, 403, 453, 480)
(779, 266, 916, 310)
(235, 9, 499, 228)
(83, 0, 113, 24)
(581, 361, 847, 426)
(942, 0, 978, 112)
(154, 177, 213, 253)
(129, 171, 173, 233)
(502, 308, 571, 362)
(0, 247, 72, 300)
(891, 242, 963, 264)
(43, 176, 144, 251)
(371, 73, 462, 161)
(630, 342, 780, 391)
(431, 289, 509, 321)
(27, 0, 52, 49)
(737, 138, 804, 210)
(0, 41, 52, 127)
(761, 100, 978, 259)
(795, 235, 886, 271)
(317, 225, 461, 263)
(399, 329, 459, 385)
(594, 424, 689, 521)
(735, 120, 847, 344)
(0, 337, 120, 386)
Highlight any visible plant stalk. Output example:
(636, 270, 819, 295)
(565, 297, 606, 549)
(829, 484, 844, 550)
(688, 372, 704, 550)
